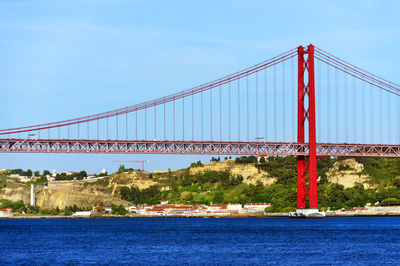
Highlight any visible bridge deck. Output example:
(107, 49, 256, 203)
(0, 139, 399, 157)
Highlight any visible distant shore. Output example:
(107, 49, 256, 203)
(3, 213, 400, 219)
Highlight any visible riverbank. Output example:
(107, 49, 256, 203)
(3, 213, 400, 219)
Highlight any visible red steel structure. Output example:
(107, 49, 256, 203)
(1, 139, 399, 157)
(297, 45, 317, 209)
(1, 44, 400, 211)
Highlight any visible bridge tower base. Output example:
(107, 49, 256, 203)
(296, 44, 321, 216)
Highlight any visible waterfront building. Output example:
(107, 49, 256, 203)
(128, 206, 137, 213)
(243, 203, 271, 212)
(0, 207, 13, 217)
(227, 204, 242, 213)
(72, 211, 92, 217)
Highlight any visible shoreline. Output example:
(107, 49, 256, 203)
(3, 213, 400, 219)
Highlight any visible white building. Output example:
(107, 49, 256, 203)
(101, 168, 107, 174)
(51, 169, 58, 177)
(0, 207, 13, 217)
(227, 204, 242, 213)
(72, 211, 92, 217)
(128, 206, 137, 213)
(244, 203, 271, 212)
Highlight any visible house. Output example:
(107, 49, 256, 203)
(104, 207, 113, 213)
(160, 200, 169, 205)
(244, 203, 271, 212)
(206, 204, 229, 215)
(128, 206, 137, 213)
(86, 174, 95, 180)
(0, 207, 13, 217)
(93, 206, 104, 212)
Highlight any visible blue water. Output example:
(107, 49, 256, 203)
(0, 217, 399, 265)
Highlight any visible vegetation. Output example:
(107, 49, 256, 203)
(1, 156, 399, 214)
(116, 156, 400, 212)
(55, 171, 87, 181)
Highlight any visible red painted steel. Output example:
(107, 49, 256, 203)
(297, 45, 306, 209)
(307, 44, 318, 209)
(296, 45, 318, 209)
(1, 139, 399, 157)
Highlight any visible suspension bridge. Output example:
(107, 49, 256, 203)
(1, 44, 399, 212)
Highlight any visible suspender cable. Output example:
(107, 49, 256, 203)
(163, 102, 166, 140)
(362, 81, 366, 144)
(335, 68, 338, 143)
(136, 111, 138, 140)
(273, 65, 276, 141)
(182, 97, 184, 141)
(292, 57, 295, 142)
(247, 76, 249, 141)
(256, 72, 259, 140)
(370, 84, 374, 143)
(344, 67, 348, 142)
(144, 109, 147, 140)
(78, 123, 80, 140)
(380, 86, 383, 143)
(388, 92, 391, 143)
(264, 68, 267, 141)
(238, 79, 240, 141)
(201, 92, 203, 141)
(353, 77, 356, 142)
(96, 117, 99, 140)
(106, 116, 108, 140)
(219, 85, 222, 141)
(282, 61, 285, 141)
(173, 97, 175, 141)
(317, 59, 321, 142)
(126, 113, 128, 141)
(228, 81, 231, 141)
(154, 105, 157, 140)
(116, 114, 118, 140)
(327, 64, 330, 142)
(395, 94, 400, 145)
(210, 88, 213, 141)
(192, 94, 194, 141)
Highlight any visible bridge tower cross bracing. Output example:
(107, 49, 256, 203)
(297, 44, 318, 210)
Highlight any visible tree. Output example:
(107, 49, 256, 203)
(213, 192, 224, 204)
(117, 205, 127, 215)
(43, 170, 51, 176)
(79, 171, 87, 179)
(26, 169, 33, 177)
(118, 165, 126, 173)
(34, 170, 40, 177)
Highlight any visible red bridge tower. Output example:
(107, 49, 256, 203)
(294, 44, 321, 217)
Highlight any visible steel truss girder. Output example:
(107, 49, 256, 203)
(0, 139, 399, 157)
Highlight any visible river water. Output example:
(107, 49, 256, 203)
(0, 217, 399, 265)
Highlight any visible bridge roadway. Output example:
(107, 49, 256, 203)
(0, 139, 399, 157)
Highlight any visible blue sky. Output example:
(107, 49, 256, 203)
(1, 0, 400, 174)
